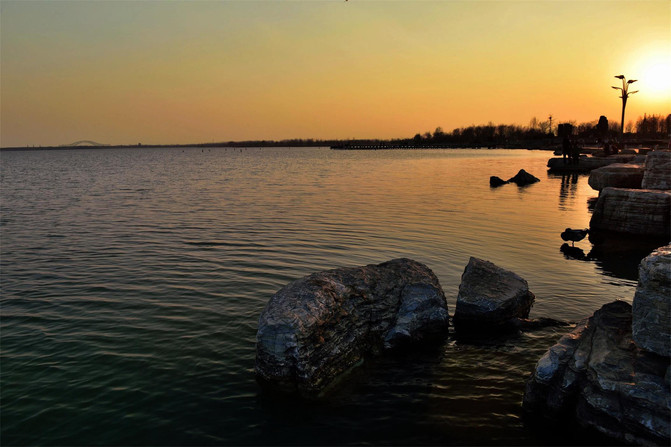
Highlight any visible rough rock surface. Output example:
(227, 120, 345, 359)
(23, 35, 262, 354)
(489, 176, 508, 187)
(589, 187, 671, 237)
(587, 163, 644, 191)
(633, 154, 648, 164)
(642, 151, 671, 190)
(507, 169, 540, 186)
(632, 244, 671, 357)
(255, 258, 449, 396)
(547, 154, 636, 173)
(523, 301, 670, 445)
(453, 257, 535, 328)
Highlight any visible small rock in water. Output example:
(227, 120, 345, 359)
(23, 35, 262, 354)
(489, 176, 508, 187)
(507, 169, 540, 186)
(453, 257, 535, 329)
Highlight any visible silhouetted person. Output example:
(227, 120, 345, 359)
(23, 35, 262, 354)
(562, 136, 571, 164)
(603, 139, 611, 156)
(571, 141, 580, 164)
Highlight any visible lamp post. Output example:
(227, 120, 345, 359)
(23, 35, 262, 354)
(612, 75, 638, 142)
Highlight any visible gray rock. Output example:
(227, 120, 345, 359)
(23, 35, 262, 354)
(632, 244, 671, 357)
(453, 257, 535, 328)
(587, 163, 644, 191)
(589, 187, 671, 237)
(255, 258, 449, 396)
(633, 154, 648, 164)
(642, 151, 671, 190)
(507, 169, 540, 186)
(523, 301, 670, 445)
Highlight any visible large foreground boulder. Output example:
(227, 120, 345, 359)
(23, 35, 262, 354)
(589, 187, 671, 237)
(255, 258, 449, 396)
(523, 301, 670, 445)
(453, 257, 535, 328)
(642, 151, 671, 190)
(587, 163, 644, 191)
(633, 244, 671, 357)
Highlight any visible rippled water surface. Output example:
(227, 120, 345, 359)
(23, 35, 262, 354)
(1, 147, 654, 445)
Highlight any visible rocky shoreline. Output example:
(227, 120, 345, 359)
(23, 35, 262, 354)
(255, 150, 670, 444)
(588, 151, 671, 238)
(523, 246, 670, 445)
(255, 256, 556, 397)
(256, 247, 670, 444)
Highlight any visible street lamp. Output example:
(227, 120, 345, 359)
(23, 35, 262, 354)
(612, 75, 638, 142)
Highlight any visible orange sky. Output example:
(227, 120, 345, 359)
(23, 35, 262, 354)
(1, 0, 669, 147)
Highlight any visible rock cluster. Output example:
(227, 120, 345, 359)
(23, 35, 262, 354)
(489, 169, 540, 187)
(642, 151, 671, 190)
(523, 245, 671, 445)
(256, 256, 541, 395)
(588, 150, 671, 236)
(589, 187, 671, 237)
(632, 244, 671, 357)
(587, 163, 644, 191)
(524, 301, 670, 445)
(255, 258, 449, 396)
(587, 151, 671, 193)
(453, 257, 535, 328)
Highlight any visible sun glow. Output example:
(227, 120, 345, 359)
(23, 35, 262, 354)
(632, 50, 671, 100)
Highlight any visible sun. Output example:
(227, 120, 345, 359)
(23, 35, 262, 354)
(643, 60, 671, 95)
(632, 50, 671, 100)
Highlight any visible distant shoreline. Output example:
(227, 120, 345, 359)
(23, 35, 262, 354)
(0, 144, 556, 152)
(2, 137, 666, 152)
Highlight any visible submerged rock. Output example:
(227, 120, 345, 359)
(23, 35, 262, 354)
(255, 258, 449, 396)
(587, 163, 644, 191)
(453, 257, 535, 329)
(513, 317, 571, 331)
(642, 151, 671, 190)
(632, 244, 671, 357)
(489, 176, 508, 187)
(507, 169, 540, 186)
(523, 301, 670, 445)
(589, 187, 671, 237)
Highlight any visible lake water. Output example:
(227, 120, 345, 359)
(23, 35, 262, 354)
(0, 147, 658, 445)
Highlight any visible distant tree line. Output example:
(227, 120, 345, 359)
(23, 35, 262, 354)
(633, 114, 671, 138)
(409, 113, 671, 148)
(187, 112, 669, 150)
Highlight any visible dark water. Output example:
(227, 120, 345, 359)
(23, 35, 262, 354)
(0, 147, 656, 445)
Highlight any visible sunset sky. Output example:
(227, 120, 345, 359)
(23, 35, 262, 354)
(1, 0, 670, 147)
